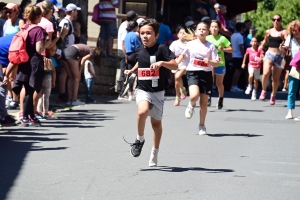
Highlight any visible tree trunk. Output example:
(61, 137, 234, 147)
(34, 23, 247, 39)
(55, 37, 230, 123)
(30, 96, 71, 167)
(63, 0, 88, 44)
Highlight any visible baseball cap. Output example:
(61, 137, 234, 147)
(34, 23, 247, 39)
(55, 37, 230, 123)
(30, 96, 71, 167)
(137, 18, 145, 25)
(185, 20, 194, 28)
(126, 11, 138, 20)
(4, 3, 18, 11)
(66, 3, 81, 12)
(201, 16, 210, 22)
(49, 0, 62, 7)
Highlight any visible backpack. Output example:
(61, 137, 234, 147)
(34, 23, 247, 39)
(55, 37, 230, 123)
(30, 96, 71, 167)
(8, 25, 39, 65)
(92, 3, 100, 25)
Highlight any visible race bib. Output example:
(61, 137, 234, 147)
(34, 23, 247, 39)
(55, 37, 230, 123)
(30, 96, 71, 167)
(193, 59, 209, 67)
(138, 68, 160, 80)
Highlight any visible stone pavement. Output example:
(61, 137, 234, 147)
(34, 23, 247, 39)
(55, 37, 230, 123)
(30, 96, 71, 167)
(0, 91, 300, 200)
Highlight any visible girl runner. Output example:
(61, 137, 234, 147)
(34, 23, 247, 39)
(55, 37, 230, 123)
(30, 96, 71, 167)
(178, 22, 219, 135)
(169, 26, 188, 106)
(206, 20, 233, 109)
(242, 37, 264, 100)
(124, 18, 177, 167)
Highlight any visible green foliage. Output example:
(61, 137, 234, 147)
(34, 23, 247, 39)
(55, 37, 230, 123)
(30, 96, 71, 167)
(244, 0, 300, 41)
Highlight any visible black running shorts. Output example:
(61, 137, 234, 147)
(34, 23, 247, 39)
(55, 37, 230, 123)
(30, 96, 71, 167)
(186, 70, 213, 95)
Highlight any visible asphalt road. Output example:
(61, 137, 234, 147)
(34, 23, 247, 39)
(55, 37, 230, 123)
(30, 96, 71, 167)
(1, 92, 300, 200)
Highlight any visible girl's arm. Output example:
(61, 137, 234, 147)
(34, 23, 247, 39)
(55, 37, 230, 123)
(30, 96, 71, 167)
(241, 53, 249, 69)
(259, 30, 269, 50)
(18, 19, 25, 30)
(176, 54, 186, 64)
(80, 54, 91, 70)
(221, 45, 233, 53)
(52, 68, 56, 88)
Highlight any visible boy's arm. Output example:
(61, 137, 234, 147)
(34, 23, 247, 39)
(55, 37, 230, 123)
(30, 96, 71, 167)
(125, 62, 138, 74)
(150, 59, 178, 71)
(87, 62, 96, 78)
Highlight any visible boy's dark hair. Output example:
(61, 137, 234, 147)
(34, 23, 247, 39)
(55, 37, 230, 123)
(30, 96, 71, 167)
(244, 19, 252, 24)
(0, 2, 6, 11)
(139, 18, 160, 35)
(235, 22, 244, 32)
(155, 13, 164, 23)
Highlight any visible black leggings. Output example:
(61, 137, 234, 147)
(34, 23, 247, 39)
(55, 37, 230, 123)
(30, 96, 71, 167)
(23, 84, 35, 119)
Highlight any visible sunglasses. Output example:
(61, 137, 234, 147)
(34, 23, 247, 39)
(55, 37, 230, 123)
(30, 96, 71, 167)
(272, 18, 281, 22)
(5, 10, 15, 14)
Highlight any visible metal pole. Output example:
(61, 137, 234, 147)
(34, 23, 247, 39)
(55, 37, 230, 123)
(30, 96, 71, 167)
(160, 0, 165, 14)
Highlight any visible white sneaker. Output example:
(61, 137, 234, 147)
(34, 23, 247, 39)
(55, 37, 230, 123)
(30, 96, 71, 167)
(294, 116, 300, 121)
(251, 91, 257, 100)
(185, 106, 194, 119)
(149, 148, 158, 167)
(199, 126, 207, 135)
(245, 86, 252, 94)
(128, 95, 135, 101)
(66, 101, 72, 106)
(72, 99, 85, 106)
(282, 87, 287, 92)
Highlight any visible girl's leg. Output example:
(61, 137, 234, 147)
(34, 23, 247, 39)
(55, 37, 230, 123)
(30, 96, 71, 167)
(271, 67, 282, 97)
(185, 85, 200, 119)
(215, 74, 225, 97)
(174, 70, 184, 97)
(67, 59, 80, 101)
(260, 59, 272, 100)
(23, 84, 35, 120)
(283, 69, 289, 90)
(37, 82, 45, 114)
(199, 93, 208, 126)
(43, 76, 52, 116)
(246, 73, 254, 94)
(8, 67, 18, 103)
(33, 91, 42, 114)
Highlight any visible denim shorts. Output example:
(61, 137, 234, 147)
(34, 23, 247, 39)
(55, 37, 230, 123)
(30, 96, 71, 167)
(99, 21, 117, 40)
(264, 51, 284, 69)
(214, 66, 226, 75)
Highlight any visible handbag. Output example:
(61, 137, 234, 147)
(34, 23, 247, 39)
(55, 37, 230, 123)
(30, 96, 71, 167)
(43, 57, 54, 71)
(289, 67, 300, 80)
(282, 36, 293, 70)
(92, 3, 100, 25)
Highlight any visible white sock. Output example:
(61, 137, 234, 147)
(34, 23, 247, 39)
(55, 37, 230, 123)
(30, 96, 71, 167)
(151, 147, 159, 153)
(248, 84, 253, 88)
(137, 134, 144, 142)
(188, 101, 194, 108)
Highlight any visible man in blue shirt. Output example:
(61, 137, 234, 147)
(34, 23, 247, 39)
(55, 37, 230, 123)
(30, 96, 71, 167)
(155, 13, 173, 45)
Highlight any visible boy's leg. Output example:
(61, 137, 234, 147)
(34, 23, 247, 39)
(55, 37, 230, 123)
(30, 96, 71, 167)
(137, 100, 150, 137)
(149, 117, 162, 167)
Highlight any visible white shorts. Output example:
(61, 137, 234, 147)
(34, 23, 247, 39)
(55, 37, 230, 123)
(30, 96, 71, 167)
(248, 67, 260, 79)
(135, 89, 164, 120)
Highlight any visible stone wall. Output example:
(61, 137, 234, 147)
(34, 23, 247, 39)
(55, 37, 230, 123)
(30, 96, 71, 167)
(78, 57, 119, 96)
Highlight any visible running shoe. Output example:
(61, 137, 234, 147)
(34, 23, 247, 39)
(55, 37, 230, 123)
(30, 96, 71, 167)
(30, 118, 41, 127)
(245, 86, 252, 94)
(35, 112, 47, 121)
(294, 116, 300, 121)
(270, 95, 276, 105)
(118, 95, 128, 100)
(20, 118, 32, 127)
(231, 86, 243, 92)
(66, 100, 72, 106)
(251, 91, 257, 100)
(1, 115, 17, 126)
(207, 96, 211, 107)
(199, 126, 207, 135)
(72, 99, 85, 106)
(185, 105, 194, 119)
(216, 97, 223, 110)
(128, 95, 135, 101)
(149, 148, 158, 167)
(19, 112, 23, 120)
(130, 139, 145, 157)
(180, 87, 187, 100)
(174, 96, 180, 106)
(259, 91, 266, 100)
(282, 87, 287, 92)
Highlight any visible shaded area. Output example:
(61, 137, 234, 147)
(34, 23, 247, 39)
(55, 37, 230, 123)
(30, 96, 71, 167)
(0, 131, 67, 200)
(140, 166, 234, 173)
(207, 133, 263, 138)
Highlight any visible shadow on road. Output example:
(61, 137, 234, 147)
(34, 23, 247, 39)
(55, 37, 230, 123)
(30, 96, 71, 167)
(140, 166, 234, 173)
(0, 130, 67, 200)
(207, 133, 263, 137)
